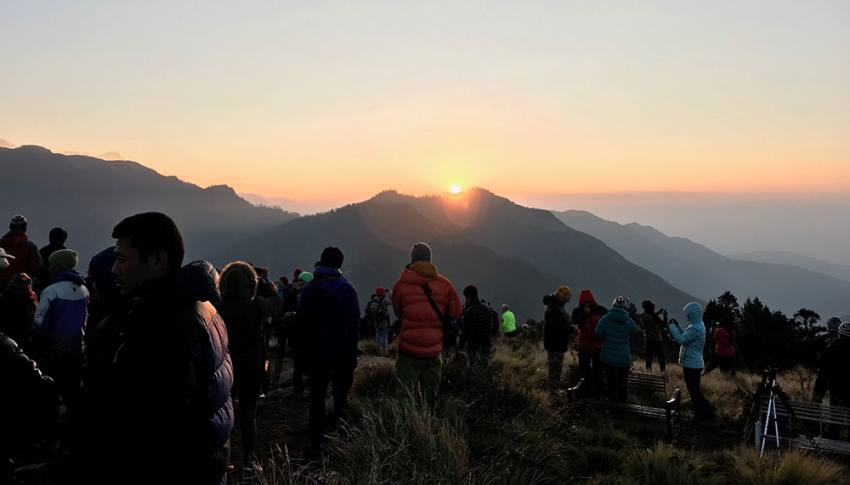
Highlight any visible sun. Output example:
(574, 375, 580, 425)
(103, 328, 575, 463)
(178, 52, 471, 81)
(449, 183, 462, 195)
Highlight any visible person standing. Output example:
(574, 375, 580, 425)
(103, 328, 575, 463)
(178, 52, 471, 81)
(0, 273, 38, 351)
(369, 287, 392, 356)
(298, 247, 360, 450)
(543, 286, 574, 392)
(595, 296, 639, 403)
(33, 249, 89, 425)
(459, 285, 494, 364)
(572, 290, 607, 396)
(392, 242, 461, 402)
(668, 302, 715, 422)
(640, 300, 667, 372)
(813, 322, 850, 438)
(81, 212, 232, 485)
(217, 261, 279, 479)
(0, 215, 42, 290)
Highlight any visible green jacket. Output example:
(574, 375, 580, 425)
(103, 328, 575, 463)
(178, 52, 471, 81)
(501, 310, 517, 333)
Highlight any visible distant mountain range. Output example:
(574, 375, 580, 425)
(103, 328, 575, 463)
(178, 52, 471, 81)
(729, 251, 850, 284)
(213, 189, 699, 317)
(3, 143, 845, 320)
(555, 210, 850, 317)
(0, 145, 297, 264)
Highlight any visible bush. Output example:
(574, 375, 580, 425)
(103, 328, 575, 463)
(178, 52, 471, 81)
(624, 444, 722, 485)
(330, 389, 470, 485)
(722, 446, 846, 485)
(351, 360, 396, 402)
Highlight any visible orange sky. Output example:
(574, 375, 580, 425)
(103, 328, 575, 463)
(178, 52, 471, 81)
(2, 2, 849, 201)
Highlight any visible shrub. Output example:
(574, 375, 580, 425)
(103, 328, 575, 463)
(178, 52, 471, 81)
(330, 389, 470, 485)
(722, 446, 845, 485)
(624, 444, 722, 485)
(351, 359, 396, 401)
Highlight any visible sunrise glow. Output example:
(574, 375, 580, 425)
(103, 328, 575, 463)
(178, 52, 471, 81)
(449, 184, 462, 195)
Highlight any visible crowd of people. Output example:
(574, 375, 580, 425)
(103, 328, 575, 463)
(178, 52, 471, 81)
(2, 211, 849, 484)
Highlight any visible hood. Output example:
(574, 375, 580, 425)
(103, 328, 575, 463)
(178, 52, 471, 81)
(605, 306, 630, 323)
(53, 269, 85, 286)
(1, 232, 28, 247)
(683, 302, 703, 324)
(399, 261, 439, 285)
(176, 260, 221, 305)
(579, 289, 597, 306)
(312, 265, 346, 291)
(543, 293, 564, 307)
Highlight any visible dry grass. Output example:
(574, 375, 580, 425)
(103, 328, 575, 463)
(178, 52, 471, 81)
(256, 342, 844, 485)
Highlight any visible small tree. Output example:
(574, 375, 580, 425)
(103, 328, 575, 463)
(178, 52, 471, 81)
(793, 308, 821, 340)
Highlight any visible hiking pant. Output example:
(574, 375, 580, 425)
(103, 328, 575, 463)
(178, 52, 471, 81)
(547, 351, 565, 391)
(375, 325, 389, 355)
(578, 349, 603, 397)
(604, 363, 630, 403)
(645, 340, 666, 372)
(683, 367, 715, 421)
(235, 368, 262, 466)
(717, 355, 736, 375)
(396, 353, 442, 402)
(309, 362, 354, 447)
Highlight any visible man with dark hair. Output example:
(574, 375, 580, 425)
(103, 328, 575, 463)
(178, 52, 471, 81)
(36, 227, 68, 293)
(0, 215, 43, 290)
(81, 212, 233, 485)
(298, 246, 360, 450)
(459, 285, 495, 364)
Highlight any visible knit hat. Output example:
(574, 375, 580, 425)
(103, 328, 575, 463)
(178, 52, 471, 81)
(642, 300, 655, 312)
(49, 249, 79, 272)
(299, 271, 314, 283)
(838, 321, 850, 339)
(319, 247, 344, 269)
(612, 296, 629, 309)
(556, 285, 572, 301)
(411, 242, 432, 263)
(375, 287, 386, 297)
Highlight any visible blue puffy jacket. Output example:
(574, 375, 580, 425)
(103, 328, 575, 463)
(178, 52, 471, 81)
(668, 302, 706, 369)
(594, 307, 638, 367)
(297, 265, 360, 372)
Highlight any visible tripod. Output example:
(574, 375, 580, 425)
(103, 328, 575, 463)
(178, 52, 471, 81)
(742, 369, 820, 457)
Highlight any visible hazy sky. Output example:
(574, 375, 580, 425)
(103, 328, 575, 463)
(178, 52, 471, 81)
(2, 1, 848, 203)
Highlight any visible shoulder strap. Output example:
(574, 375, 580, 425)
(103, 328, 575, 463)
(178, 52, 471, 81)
(420, 283, 446, 324)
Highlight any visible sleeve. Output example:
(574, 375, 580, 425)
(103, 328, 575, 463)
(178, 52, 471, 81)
(671, 323, 700, 345)
(34, 286, 55, 329)
(446, 285, 462, 320)
(594, 316, 606, 339)
(391, 282, 403, 321)
(30, 243, 44, 274)
(630, 318, 642, 335)
(347, 286, 361, 346)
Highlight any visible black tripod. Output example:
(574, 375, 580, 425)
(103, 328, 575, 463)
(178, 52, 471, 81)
(742, 369, 820, 456)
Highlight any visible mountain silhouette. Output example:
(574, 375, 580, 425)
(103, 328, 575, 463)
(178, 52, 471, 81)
(729, 250, 850, 284)
(0, 145, 297, 265)
(556, 210, 850, 317)
(216, 188, 699, 318)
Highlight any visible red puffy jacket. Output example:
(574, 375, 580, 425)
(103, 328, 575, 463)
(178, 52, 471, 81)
(713, 326, 736, 357)
(572, 289, 605, 353)
(392, 261, 461, 358)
